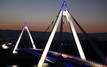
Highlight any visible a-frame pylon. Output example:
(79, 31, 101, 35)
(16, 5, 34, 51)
(12, 22, 36, 54)
(38, 1, 86, 67)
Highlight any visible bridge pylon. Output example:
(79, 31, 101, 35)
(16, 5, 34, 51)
(38, 1, 86, 67)
(12, 22, 36, 54)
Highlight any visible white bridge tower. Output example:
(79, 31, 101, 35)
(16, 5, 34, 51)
(38, 1, 86, 67)
(12, 22, 36, 54)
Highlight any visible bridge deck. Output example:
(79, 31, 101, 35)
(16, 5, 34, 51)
(18, 48, 106, 67)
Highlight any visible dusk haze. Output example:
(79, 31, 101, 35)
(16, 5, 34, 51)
(0, 0, 107, 33)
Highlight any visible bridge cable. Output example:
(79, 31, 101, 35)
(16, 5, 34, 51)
(69, 11, 106, 64)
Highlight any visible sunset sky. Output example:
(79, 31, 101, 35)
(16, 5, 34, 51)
(0, 0, 107, 33)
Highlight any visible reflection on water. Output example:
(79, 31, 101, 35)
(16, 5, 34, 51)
(6, 64, 48, 67)
(6, 65, 37, 67)
(6, 65, 18, 67)
(12, 65, 18, 67)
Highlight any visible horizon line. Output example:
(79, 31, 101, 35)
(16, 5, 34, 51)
(0, 29, 107, 34)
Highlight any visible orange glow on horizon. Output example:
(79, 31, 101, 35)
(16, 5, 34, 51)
(0, 21, 107, 33)
(0, 25, 107, 33)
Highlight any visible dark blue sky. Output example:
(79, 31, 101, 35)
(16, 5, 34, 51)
(0, 0, 107, 33)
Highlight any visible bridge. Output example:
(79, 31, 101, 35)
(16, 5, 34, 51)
(16, 48, 105, 67)
(1, 1, 107, 67)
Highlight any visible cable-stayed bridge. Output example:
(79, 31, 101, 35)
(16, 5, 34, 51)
(1, 1, 107, 67)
